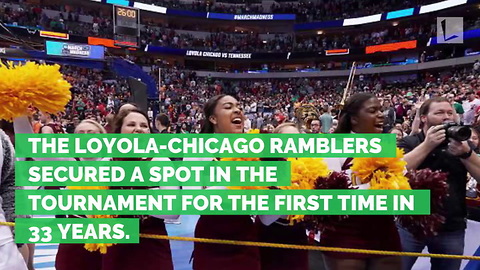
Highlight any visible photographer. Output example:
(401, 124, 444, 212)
(397, 97, 480, 270)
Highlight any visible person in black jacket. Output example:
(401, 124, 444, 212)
(397, 97, 480, 270)
(155, 114, 181, 162)
(155, 113, 170, 133)
(383, 99, 396, 133)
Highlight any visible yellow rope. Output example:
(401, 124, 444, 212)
(140, 234, 480, 260)
(2, 221, 479, 260)
(1, 221, 14, 227)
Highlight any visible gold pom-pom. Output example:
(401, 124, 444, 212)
(0, 61, 71, 121)
(282, 158, 330, 190)
(369, 170, 411, 190)
(67, 186, 118, 253)
(351, 148, 406, 184)
(283, 158, 329, 224)
(85, 243, 115, 254)
(351, 148, 411, 190)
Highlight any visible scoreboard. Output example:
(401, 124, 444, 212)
(113, 5, 140, 48)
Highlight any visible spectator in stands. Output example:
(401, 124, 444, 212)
(65, 115, 80, 134)
(155, 113, 170, 133)
(463, 91, 480, 126)
(390, 127, 404, 142)
(447, 93, 464, 124)
(383, 99, 396, 133)
(474, 60, 480, 75)
(310, 119, 321, 133)
(38, 111, 64, 134)
(320, 106, 333, 133)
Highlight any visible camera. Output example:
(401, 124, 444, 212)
(443, 122, 471, 142)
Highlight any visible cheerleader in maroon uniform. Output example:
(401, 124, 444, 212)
(191, 94, 261, 270)
(101, 109, 178, 270)
(321, 93, 402, 270)
(55, 120, 108, 270)
(256, 123, 309, 270)
(57, 110, 178, 270)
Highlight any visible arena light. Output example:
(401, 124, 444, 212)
(40, 31, 69, 40)
(419, 0, 467, 14)
(343, 14, 382, 26)
(325, 49, 350, 56)
(106, 0, 130, 6)
(366, 40, 417, 54)
(133, 2, 167, 14)
(386, 8, 414, 20)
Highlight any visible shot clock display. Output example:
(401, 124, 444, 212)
(113, 5, 140, 48)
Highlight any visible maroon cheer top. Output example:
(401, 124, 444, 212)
(256, 217, 309, 270)
(193, 215, 260, 270)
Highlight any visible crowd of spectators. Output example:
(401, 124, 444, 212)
(119, 0, 440, 23)
(43, 59, 480, 137)
(2, 1, 479, 53)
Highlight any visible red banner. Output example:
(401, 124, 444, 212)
(366, 40, 417, 54)
(88, 37, 120, 48)
(325, 48, 350, 56)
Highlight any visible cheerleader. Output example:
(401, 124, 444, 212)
(256, 122, 309, 270)
(188, 94, 261, 270)
(101, 109, 179, 270)
(320, 93, 402, 270)
(55, 120, 109, 270)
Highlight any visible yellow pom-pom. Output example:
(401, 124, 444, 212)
(85, 243, 115, 254)
(0, 62, 71, 121)
(368, 170, 411, 190)
(66, 186, 118, 252)
(282, 158, 330, 190)
(287, 215, 305, 225)
(351, 148, 406, 184)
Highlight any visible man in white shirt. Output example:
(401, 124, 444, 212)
(463, 91, 480, 126)
(244, 117, 252, 133)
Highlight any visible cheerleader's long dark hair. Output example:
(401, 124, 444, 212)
(200, 94, 227, 134)
(334, 92, 376, 134)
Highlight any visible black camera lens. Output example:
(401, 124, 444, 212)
(447, 125, 471, 141)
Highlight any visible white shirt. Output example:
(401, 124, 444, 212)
(463, 99, 480, 125)
(244, 118, 252, 132)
